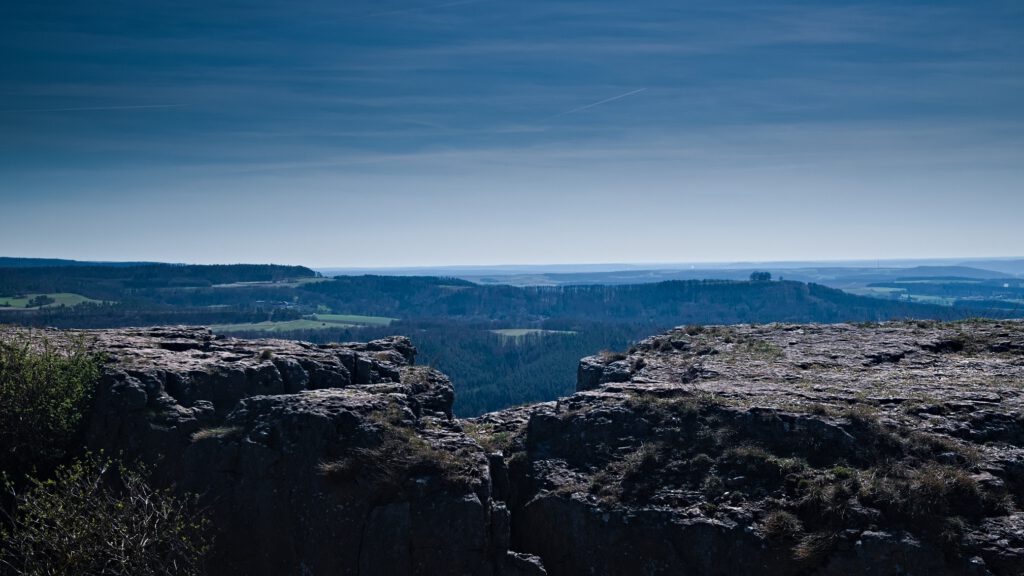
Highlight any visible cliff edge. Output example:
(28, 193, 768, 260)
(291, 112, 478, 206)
(477, 320, 1024, 576)
(72, 326, 541, 576)
(26, 320, 1024, 575)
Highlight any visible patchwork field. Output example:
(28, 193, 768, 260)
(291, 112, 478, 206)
(310, 314, 395, 326)
(0, 293, 104, 309)
(212, 313, 396, 333)
(491, 328, 577, 337)
(210, 277, 331, 289)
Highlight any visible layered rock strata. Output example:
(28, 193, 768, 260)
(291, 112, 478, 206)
(75, 327, 541, 576)
(478, 320, 1024, 576)
(37, 320, 1024, 575)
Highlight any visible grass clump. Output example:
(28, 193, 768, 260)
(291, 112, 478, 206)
(739, 338, 784, 360)
(588, 442, 667, 502)
(793, 531, 838, 564)
(762, 510, 804, 542)
(720, 445, 806, 480)
(461, 421, 514, 454)
(191, 426, 243, 443)
(597, 350, 628, 363)
(859, 462, 988, 521)
(624, 392, 719, 422)
(319, 402, 473, 489)
(796, 472, 859, 525)
(621, 442, 663, 478)
(627, 394, 693, 419)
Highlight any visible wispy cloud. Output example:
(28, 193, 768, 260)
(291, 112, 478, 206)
(359, 0, 483, 19)
(0, 104, 187, 114)
(548, 88, 647, 119)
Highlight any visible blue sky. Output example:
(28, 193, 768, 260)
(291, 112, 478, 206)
(1, 0, 1022, 266)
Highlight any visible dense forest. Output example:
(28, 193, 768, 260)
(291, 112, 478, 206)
(0, 263, 317, 299)
(1, 263, 1020, 415)
(222, 319, 655, 415)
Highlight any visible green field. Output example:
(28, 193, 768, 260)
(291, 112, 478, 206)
(907, 295, 956, 306)
(212, 313, 396, 334)
(311, 314, 395, 326)
(211, 319, 357, 333)
(491, 328, 577, 337)
(0, 293, 104, 309)
(211, 277, 331, 289)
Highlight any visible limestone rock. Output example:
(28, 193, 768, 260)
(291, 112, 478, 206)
(474, 320, 1024, 576)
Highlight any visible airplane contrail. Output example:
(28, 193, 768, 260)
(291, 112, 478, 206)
(550, 88, 647, 119)
(1, 104, 187, 113)
(362, 0, 480, 19)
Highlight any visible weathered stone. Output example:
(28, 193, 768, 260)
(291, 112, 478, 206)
(47, 326, 531, 575)
(13, 320, 1024, 575)
(475, 320, 1024, 576)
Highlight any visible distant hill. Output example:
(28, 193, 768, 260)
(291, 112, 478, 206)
(957, 259, 1024, 277)
(299, 275, 1014, 325)
(892, 265, 1011, 279)
(323, 265, 1010, 289)
(0, 263, 318, 295)
(0, 257, 159, 268)
(2, 264, 1020, 417)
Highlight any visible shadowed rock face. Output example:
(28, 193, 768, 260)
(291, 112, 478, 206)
(40, 321, 1024, 575)
(475, 320, 1024, 576)
(72, 326, 540, 576)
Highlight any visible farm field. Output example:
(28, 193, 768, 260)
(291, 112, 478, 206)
(491, 328, 577, 337)
(212, 313, 395, 333)
(0, 292, 104, 309)
(311, 313, 395, 326)
(211, 319, 356, 333)
(211, 277, 330, 289)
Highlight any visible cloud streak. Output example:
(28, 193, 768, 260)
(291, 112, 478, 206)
(359, 0, 482, 19)
(1, 0, 1022, 264)
(1, 104, 187, 114)
(548, 88, 647, 119)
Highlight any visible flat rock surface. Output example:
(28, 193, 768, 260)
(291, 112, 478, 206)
(9, 321, 1024, 575)
(479, 320, 1024, 576)
(5, 325, 542, 576)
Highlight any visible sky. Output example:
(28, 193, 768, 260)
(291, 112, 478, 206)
(1, 0, 1022, 267)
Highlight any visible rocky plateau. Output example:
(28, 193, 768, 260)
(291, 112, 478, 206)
(40, 320, 1024, 574)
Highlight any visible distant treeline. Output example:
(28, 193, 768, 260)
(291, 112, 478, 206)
(300, 276, 992, 325)
(2, 267, 1021, 416)
(2, 267, 1015, 326)
(0, 257, 160, 268)
(0, 302, 302, 329)
(868, 279, 1024, 302)
(222, 319, 658, 416)
(0, 263, 317, 300)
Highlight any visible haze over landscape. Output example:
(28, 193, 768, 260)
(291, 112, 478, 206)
(4, 2, 1024, 575)
(3, 0, 1023, 265)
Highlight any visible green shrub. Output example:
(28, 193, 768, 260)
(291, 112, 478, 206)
(0, 331, 102, 478)
(0, 455, 209, 576)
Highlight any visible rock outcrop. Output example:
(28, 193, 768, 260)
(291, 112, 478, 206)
(74, 326, 541, 576)
(476, 320, 1024, 576)
(43, 321, 1024, 574)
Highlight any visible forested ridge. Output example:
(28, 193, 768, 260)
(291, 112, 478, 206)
(1, 265, 1019, 414)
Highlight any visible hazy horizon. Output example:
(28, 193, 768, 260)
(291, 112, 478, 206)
(3, 254, 1024, 272)
(2, 0, 1022, 266)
